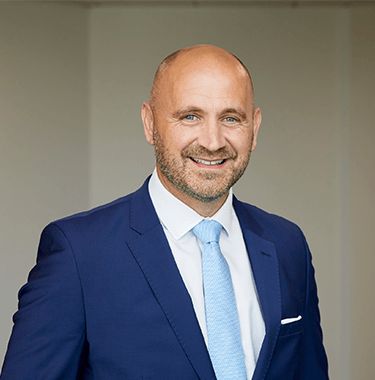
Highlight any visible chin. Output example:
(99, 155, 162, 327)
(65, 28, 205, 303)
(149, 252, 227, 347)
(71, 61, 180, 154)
(177, 179, 231, 203)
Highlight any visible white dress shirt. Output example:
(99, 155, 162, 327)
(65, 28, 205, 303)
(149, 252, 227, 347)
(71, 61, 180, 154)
(149, 169, 265, 379)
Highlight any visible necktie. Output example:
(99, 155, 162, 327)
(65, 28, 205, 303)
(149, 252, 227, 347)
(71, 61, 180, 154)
(192, 220, 247, 380)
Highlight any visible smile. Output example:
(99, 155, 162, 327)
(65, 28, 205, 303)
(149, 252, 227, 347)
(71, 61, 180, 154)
(190, 158, 226, 165)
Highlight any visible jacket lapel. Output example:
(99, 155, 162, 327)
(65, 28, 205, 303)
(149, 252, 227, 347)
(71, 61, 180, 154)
(125, 181, 281, 380)
(234, 198, 281, 380)
(126, 179, 216, 380)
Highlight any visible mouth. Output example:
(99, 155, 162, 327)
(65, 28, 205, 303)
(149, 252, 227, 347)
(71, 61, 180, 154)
(190, 157, 226, 166)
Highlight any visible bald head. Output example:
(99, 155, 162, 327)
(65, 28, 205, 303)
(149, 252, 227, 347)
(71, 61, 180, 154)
(149, 45, 254, 111)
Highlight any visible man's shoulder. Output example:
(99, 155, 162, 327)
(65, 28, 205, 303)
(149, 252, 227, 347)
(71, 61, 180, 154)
(234, 197, 304, 243)
(236, 199, 296, 226)
(55, 192, 134, 228)
(45, 178, 152, 236)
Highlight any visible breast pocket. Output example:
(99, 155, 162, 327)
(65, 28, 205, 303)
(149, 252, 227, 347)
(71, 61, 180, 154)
(279, 318, 303, 336)
(266, 320, 304, 379)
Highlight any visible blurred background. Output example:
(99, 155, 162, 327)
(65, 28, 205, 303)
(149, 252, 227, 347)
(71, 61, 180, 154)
(0, 1, 374, 378)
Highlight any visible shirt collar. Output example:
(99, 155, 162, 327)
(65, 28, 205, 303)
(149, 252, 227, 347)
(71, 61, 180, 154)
(148, 169, 234, 240)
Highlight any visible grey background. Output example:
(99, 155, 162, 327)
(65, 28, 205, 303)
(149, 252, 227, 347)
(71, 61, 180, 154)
(1, 1, 374, 379)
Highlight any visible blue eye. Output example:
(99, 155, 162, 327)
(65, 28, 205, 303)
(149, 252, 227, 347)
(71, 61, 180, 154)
(225, 117, 236, 122)
(185, 115, 197, 121)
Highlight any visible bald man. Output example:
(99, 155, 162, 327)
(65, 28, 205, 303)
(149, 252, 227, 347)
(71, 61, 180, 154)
(1, 46, 328, 380)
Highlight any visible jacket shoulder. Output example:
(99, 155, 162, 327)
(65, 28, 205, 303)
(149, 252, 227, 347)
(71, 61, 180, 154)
(42, 178, 152, 243)
(234, 198, 304, 243)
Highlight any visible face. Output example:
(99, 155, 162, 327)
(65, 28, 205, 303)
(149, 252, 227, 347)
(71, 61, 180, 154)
(143, 53, 261, 205)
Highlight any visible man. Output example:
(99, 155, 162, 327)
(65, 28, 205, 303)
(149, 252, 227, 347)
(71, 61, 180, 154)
(1, 45, 328, 379)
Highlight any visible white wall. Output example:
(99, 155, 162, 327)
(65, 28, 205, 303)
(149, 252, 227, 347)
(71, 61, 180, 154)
(1, 2, 374, 379)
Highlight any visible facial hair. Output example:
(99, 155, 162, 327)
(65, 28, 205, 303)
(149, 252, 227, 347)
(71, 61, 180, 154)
(153, 128, 252, 203)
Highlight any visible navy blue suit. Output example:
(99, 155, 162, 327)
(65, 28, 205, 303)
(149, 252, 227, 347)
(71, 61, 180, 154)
(1, 178, 328, 379)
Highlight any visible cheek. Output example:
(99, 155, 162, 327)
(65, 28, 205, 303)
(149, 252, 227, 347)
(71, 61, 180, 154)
(227, 131, 253, 155)
(169, 128, 197, 152)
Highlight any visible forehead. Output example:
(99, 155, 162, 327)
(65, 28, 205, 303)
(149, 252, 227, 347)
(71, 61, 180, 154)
(163, 58, 253, 110)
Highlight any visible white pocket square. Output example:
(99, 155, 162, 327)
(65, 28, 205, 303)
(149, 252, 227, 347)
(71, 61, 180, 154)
(281, 315, 302, 325)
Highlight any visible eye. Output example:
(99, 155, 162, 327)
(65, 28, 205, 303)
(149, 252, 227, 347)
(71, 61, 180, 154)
(185, 114, 198, 121)
(224, 116, 237, 122)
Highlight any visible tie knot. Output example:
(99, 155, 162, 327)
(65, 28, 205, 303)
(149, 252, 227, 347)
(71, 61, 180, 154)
(192, 219, 222, 244)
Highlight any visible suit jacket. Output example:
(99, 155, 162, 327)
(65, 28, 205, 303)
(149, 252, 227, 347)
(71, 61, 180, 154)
(1, 177, 328, 379)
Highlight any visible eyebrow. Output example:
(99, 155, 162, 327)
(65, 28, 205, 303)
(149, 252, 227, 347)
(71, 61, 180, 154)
(222, 108, 248, 121)
(171, 107, 248, 120)
(171, 107, 203, 119)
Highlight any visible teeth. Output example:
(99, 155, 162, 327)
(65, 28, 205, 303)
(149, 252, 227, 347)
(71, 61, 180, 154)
(192, 158, 225, 165)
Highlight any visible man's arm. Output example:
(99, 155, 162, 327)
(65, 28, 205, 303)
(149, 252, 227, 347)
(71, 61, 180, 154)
(1, 224, 86, 379)
(299, 232, 329, 379)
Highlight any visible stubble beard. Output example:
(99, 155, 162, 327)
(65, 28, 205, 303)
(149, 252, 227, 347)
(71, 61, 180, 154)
(153, 128, 252, 203)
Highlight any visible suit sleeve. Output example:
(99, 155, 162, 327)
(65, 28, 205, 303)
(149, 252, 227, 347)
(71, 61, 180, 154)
(0, 223, 87, 379)
(299, 232, 329, 379)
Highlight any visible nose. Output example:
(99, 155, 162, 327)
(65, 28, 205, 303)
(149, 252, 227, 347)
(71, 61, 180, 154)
(197, 118, 226, 152)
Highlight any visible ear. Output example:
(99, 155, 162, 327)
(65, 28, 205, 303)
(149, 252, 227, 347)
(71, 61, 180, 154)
(141, 102, 155, 146)
(250, 108, 262, 152)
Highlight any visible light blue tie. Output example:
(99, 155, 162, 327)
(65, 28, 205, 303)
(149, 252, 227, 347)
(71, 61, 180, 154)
(192, 220, 247, 380)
